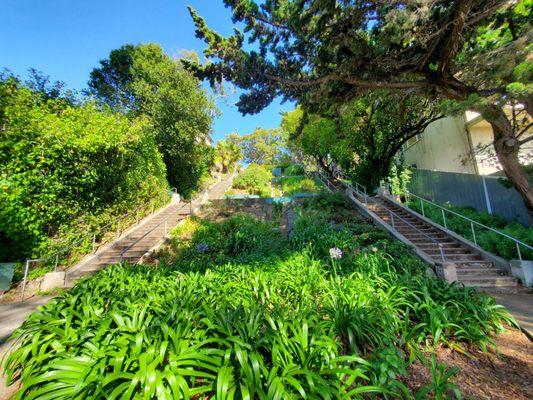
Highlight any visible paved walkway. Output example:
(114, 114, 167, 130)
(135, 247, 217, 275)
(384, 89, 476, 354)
(491, 289, 533, 339)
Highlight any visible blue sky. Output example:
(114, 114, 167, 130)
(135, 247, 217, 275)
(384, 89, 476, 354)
(0, 0, 292, 141)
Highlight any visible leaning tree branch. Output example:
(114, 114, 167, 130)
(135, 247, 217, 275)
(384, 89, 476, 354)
(465, 0, 514, 28)
(265, 73, 430, 92)
(438, 0, 475, 76)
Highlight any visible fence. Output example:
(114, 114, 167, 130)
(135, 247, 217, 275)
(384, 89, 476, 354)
(408, 169, 530, 226)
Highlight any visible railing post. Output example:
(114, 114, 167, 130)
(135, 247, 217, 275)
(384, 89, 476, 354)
(189, 200, 192, 216)
(92, 233, 96, 254)
(54, 254, 59, 272)
(516, 242, 522, 261)
(151, 202, 155, 216)
(438, 243, 445, 264)
(441, 209, 447, 229)
(470, 222, 477, 246)
(20, 259, 30, 302)
(420, 198, 425, 217)
(116, 221, 120, 237)
(389, 210, 395, 230)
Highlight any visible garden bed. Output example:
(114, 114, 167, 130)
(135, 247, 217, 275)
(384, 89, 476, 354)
(2, 193, 531, 399)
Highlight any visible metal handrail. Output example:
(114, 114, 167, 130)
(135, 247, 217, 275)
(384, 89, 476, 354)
(404, 190, 532, 261)
(53, 191, 171, 263)
(318, 173, 446, 264)
(314, 171, 336, 193)
(336, 176, 369, 204)
(335, 170, 368, 199)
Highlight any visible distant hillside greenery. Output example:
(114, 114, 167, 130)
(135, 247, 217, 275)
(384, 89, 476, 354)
(0, 75, 168, 261)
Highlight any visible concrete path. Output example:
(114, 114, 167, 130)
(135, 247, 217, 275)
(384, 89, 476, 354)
(0, 297, 52, 399)
(491, 289, 533, 339)
(207, 174, 234, 200)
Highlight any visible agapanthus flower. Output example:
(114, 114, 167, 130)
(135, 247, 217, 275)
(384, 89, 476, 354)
(196, 243, 209, 253)
(329, 247, 343, 259)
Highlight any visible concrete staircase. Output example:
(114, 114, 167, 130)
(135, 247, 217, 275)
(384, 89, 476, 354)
(320, 171, 520, 291)
(64, 201, 190, 287)
(366, 196, 518, 290)
(64, 176, 234, 287)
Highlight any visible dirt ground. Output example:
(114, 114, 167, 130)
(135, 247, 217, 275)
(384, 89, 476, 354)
(404, 330, 532, 399)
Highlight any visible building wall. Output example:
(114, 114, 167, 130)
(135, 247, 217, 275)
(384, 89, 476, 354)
(468, 120, 499, 175)
(467, 114, 533, 176)
(402, 116, 477, 174)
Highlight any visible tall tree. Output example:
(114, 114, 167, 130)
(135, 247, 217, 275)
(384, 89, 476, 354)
(88, 43, 217, 195)
(283, 92, 443, 189)
(187, 1, 533, 213)
(238, 128, 286, 165)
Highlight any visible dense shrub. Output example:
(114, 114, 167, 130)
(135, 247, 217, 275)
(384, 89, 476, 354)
(232, 163, 272, 196)
(4, 195, 515, 399)
(0, 78, 168, 261)
(408, 200, 533, 260)
(283, 163, 305, 175)
(277, 176, 322, 195)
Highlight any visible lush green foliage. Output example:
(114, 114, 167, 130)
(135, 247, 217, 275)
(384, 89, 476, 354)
(188, 1, 533, 211)
(237, 128, 287, 166)
(408, 199, 533, 260)
(4, 195, 515, 399)
(0, 77, 167, 261)
(283, 164, 305, 176)
(282, 92, 441, 190)
(88, 43, 216, 195)
(387, 164, 413, 197)
(276, 176, 322, 196)
(232, 164, 272, 197)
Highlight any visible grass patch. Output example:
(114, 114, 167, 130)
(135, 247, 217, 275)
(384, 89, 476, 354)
(275, 176, 323, 196)
(3, 194, 515, 399)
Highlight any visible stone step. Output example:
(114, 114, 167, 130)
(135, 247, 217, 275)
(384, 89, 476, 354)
(455, 261, 494, 269)
(460, 276, 518, 287)
(94, 251, 140, 265)
(380, 220, 429, 229)
(456, 267, 507, 277)
(424, 248, 472, 255)
(418, 243, 462, 249)
(399, 232, 447, 239)
(408, 237, 455, 243)
(439, 254, 483, 261)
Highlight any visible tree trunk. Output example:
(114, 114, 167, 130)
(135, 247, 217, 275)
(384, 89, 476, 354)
(478, 104, 533, 217)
